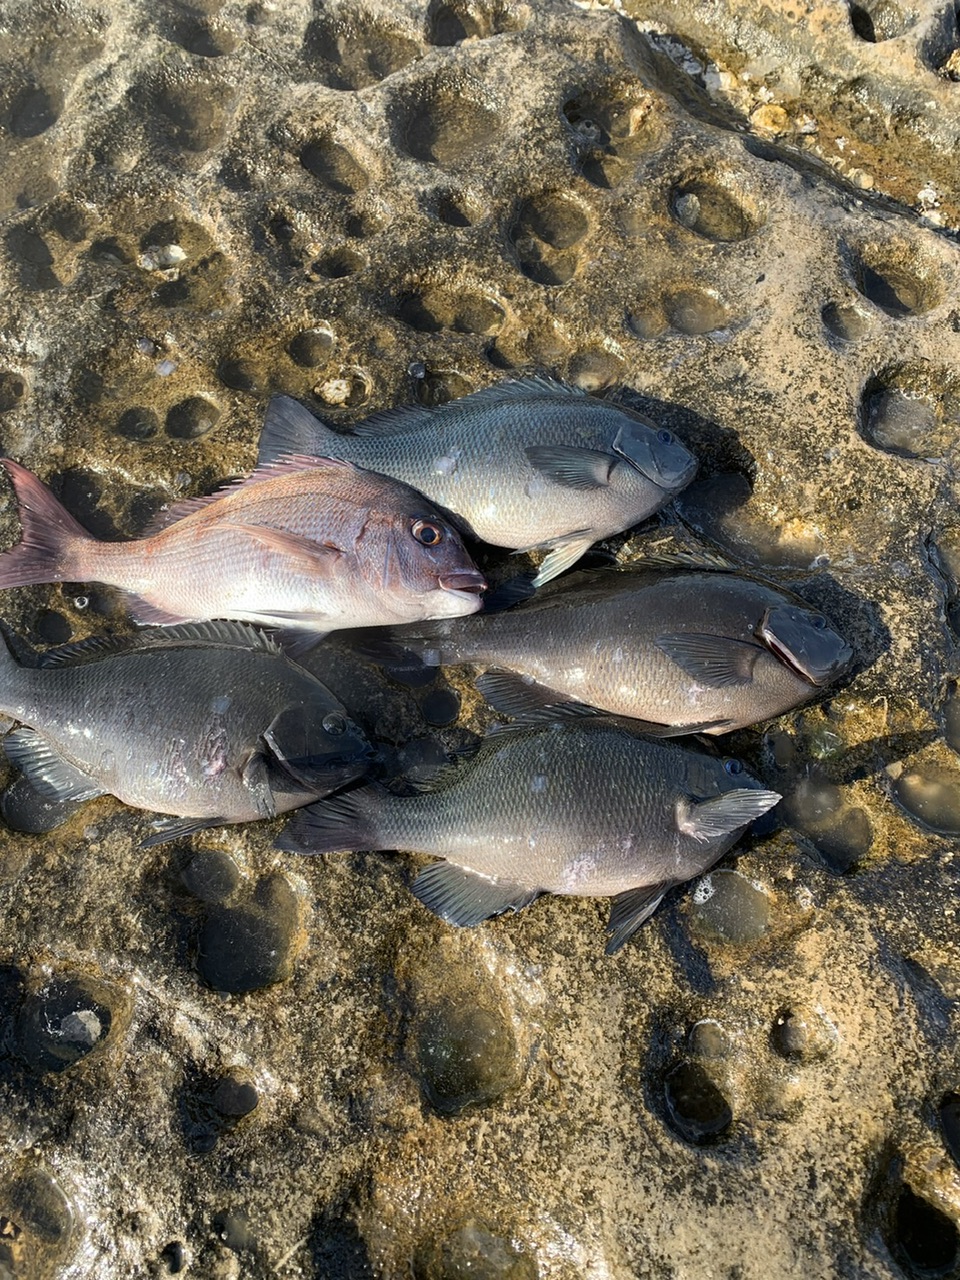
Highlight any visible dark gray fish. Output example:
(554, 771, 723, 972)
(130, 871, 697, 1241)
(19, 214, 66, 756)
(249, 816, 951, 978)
(0, 622, 372, 841)
(379, 562, 854, 735)
(280, 716, 781, 954)
(257, 378, 698, 585)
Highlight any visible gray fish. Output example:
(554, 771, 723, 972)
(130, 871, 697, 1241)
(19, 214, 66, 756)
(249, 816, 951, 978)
(0, 622, 372, 841)
(279, 717, 781, 954)
(257, 378, 698, 585)
(0, 455, 486, 635)
(380, 562, 854, 735)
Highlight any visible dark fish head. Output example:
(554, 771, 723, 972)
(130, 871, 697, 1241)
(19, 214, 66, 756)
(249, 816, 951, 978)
(611, 415, 698, 492)
(265, 701, 373, 795)
(375, 508, 486, 620)
(757, 604, 853, 686)
(682, 749, 767, 801)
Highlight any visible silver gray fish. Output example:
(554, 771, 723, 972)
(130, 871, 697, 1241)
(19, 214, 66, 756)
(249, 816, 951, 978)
(0, 456, 486, 634)
(382, 562, 854, 734)
(280, 718, 781, 954)
(0, 622, 371, 840)
(257, 378, 698, 585)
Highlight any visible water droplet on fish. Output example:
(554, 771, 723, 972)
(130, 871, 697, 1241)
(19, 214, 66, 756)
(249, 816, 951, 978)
(211, 695, 231, 714)
(531, 774, 547, 792)
(98, 749, 115, 772)
(432, 454, 459, 476)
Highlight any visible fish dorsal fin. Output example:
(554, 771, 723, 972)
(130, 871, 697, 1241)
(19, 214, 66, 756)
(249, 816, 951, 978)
(411, 861, 541, 928)
(3, 728, 106, 802)
(344, 375, 588, 439)
(606, 882, 673, 955)
(38, 620, 282, 666)
(655, 633, 761, 688)
(141, 454, 357, 535)
(676, 788, 782, 843)
(257, 396, 334, 466)
(633, 546, 738, 572)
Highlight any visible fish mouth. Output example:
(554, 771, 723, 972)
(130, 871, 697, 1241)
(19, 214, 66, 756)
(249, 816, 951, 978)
(438, 570, 487, 595)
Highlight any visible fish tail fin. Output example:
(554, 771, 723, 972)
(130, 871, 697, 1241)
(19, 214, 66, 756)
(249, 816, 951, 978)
(276, 783, 384, 855)
(346, 621, 455, 672)
(0, 460, 92, 588)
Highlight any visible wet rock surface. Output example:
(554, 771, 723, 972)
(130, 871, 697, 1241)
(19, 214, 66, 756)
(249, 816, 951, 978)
(0, 0, 959, 1275)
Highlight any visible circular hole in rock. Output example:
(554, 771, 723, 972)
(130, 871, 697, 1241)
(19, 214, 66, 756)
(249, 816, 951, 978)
(155, 78, 228, 152)
(512, 191, 588, 250)
(848, 241, 942, 316)
(669, 174, 765, 242)
(1, 775, 82, 835)
(416, 999, 518, 1116)
(849, 0, 914, 41)
(822, 299, 876, 343)
(299, 138, 369, 194)
(892, 763, 960, 836)
(859, 363, 957, 460)
(7, 81, 62, 137)
(579, 152, 627, 189)
(415, 370, 473, 407)
(17, 975, 116, 1073)
(312, 246, 366, 278)
(413, 1220, 537, 1279)
(165, 395, 221, 440)
(689, 869, 771, 944)
(891, 1185, 959, 1274)
(115, 406, 160, 441)
(432, 190, 477, 226)
(420, 687, 461, 725)
(426, 0, 488, 44)
(782, 778, 872, 872)
(663, 1060, 733, 1144)
(197, 874, 299, 993)
(182, 849, 242, 905)
(304, 15, 421, 89)
(397, 84, 501, 167)
(172, 17, 239, 57)
(217, 357, 262, 393)
(0, 371, 28, 412)
(664, 287, 729, 335)
(396, 286, 504, 335)
(941, 1093, 960, 1170)
(563, 84, 656, 169)
(34, 609, 71, 645)
(288, 327, 336, 367)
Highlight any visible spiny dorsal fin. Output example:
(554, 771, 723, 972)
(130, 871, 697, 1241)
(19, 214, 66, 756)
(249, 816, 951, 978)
(346, 375, 589, 438)
(38, 620, 282, 666)
(141, 455, 358, 536)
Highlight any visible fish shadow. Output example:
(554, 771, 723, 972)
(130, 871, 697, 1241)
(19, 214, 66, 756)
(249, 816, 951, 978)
(611, 386, 757, 481)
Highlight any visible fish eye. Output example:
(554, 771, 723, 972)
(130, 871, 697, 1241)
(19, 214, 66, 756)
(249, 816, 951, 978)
(412, 520, 444, 546)
(657, 429, 673, 444)
(812, 614, 827, 630)
(322, 712, 347, 735)
(723, 757, 744, 775)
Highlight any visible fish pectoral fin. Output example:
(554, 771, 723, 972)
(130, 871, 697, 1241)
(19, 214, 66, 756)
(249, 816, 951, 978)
(240, 752, 277, 820)
(476, 670, 602, 726)
(257, 395, 330, 466)
(3, 729, 106, 803)
(513, 530, 597, 588)
(655, 633, 761, 688)
(676, 788, 782, 844)
(141, 816, 224, 848)
(411, 861, 541, 928)
(221, 523, 346, 574)
(123, 595, 196, 626)
(525, 445, 615, 490)
(606, 882, 673, 955)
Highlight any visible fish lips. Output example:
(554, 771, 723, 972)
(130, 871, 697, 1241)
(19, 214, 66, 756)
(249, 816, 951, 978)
(758, 605, 854, 686)
(438, 569, 487, 597)
(278, 748, 373, 796)
(612, 422, 698, 491)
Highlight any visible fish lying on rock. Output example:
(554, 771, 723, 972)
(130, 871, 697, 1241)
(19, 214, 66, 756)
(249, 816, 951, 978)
(0, 455, 486, 634)
(375, 559, 854, 735)
(256, 377, 698, 585)
(279, 710, 781, 954)
(0, 621, 372, 842)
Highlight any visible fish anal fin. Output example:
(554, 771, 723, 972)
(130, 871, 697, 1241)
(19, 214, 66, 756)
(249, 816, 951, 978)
(411, 861, 541, 928)
(525, 445, 614, 490)
(677, 788, 782, 843)
(142, 816, 223, 848)
(656, 633, 760, 688)
(3, 728, 106, 803)
(606, 882, 673, 954)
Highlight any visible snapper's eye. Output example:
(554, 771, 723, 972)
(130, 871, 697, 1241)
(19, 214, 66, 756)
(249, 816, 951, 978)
(322, 712, 347, 735)
(412, 519, 444, 546)
(723, 757, 744, 776)
(657, 429, 673, 444)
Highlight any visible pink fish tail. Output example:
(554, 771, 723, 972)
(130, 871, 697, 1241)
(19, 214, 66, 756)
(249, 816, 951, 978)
(0, 459, 94, 588)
